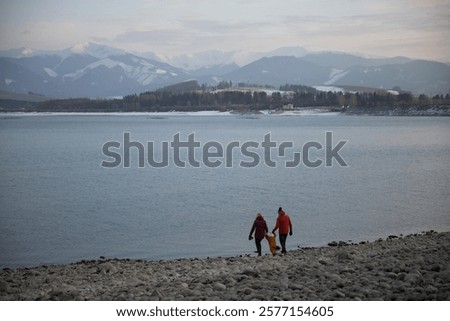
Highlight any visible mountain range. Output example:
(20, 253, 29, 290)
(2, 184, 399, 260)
(1, 43, 449, 99)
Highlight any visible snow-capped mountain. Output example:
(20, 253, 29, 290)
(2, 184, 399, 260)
(1, 43, 449, 98)
(327, 60, 450, 95)
(222, 52, 450, 95)
(65, 42, 127, 59)
(166, 47, 310, 71)
(301, 52, 411, 69)
(223, 56, 329, 87)
(0, 43, 127, 60)
(168, 50, 238, 70)
(0, 43, 190, 98)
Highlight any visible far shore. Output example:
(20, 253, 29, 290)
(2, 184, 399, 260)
(1, 104, 450, 116)
(1, 230, 449, 301)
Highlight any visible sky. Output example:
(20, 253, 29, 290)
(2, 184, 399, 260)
(0, 0, 449, 62)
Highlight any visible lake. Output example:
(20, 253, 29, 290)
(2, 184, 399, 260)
(1, 113, 449, 268)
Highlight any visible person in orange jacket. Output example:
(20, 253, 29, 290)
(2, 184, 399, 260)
(272, 207, 293, 254)
(249, 213, 268, 256)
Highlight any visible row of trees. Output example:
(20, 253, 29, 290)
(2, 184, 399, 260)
(121, 89, 450, 110)
(6, 83, 450, 112)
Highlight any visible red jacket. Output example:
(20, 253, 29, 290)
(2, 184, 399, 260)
(250, 216, 268, 240)
(273, 211, 292, 235)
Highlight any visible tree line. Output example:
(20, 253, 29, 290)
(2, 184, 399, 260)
(3, 82, 450, 112)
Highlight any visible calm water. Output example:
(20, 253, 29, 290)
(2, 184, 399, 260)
(1, 114, 449, 268)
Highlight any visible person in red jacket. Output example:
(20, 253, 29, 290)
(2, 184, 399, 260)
(249, 213, 268, 256)
(272, 207, 293, 254)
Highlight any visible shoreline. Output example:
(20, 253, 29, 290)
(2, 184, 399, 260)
(1, 231, 449, 301)
(1, 105, 450, 117)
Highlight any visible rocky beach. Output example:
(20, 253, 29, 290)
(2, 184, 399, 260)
(1, 231, 449, 301)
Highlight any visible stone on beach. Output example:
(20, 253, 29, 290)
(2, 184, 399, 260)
(1, 231, 449, 301)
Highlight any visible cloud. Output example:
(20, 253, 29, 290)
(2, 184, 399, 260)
(1, 0, 449, 61)
(115, 30, 178, 43)
(180, 18, 256, 33)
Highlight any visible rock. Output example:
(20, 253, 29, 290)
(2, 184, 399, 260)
(404, 271, 424, 285)
(318, 259, 331, 265)
(235, 274, 248, 282)
(425, 285, 438, 294)
(378, 281, 391, 290)
(288, 283, 303, 290)
(241, 270, 259, 278)
(334, 290, 346, 298)
(328, 241, 338, 247)
(386, 272, 398, 279)
(0, 230, 448, 301)
(213, 282, 226, 291)
(439, 270, 450, 283)
(247, 293, 265, 300)
(327, 273, 345, 288)
(149, 289, 163, 300)
(223, 277, 237, 286)
(365, 263, 375, 271)
(99, 262, 116, 274)
(180, 288, 194, 297)
(339, 266, 355, 274)
(430, 265, 441, 272)
(242, 287, 253, 295)
(336, 250, 352, 261)
(48, 289, 76, 301)
(0, 280, 9, 294)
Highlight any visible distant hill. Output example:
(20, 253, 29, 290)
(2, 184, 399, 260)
(330, 60, 450, 96)
(0, 90, 50, 102)
(222, 55, 450, 96)
(224, 56, 330, 88)
(302, 52, 411, 69)
(157, 80, 199, 94)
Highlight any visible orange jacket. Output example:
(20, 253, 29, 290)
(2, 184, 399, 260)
(272, 211, 292, 235)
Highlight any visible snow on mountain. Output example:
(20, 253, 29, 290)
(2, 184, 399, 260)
(0, 47, 58, 58)
(0, 44, 190, 98)
(329, 60, 450, 95)
(313, 86, 345, 93)
(265, 46, 309, 58)
(324, 69, 349, 85)
(167, 47, 309, 73)
(61, 56, 174, 86)
(43, 67, 58, 78)
(66, 42, 127, 59)
(169, 50, 238, 71)
(1, 43, 449, 98)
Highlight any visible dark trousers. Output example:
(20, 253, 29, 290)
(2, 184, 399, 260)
(279, 234, 288, 254)
(255, 238, 263, 256)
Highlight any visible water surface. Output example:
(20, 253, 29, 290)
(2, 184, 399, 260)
(0, 114, 449, 268)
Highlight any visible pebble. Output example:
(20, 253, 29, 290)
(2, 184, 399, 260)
(0, 279, 9, 293)
(0, 231, 449, 301)
(213, 282, 226, 291)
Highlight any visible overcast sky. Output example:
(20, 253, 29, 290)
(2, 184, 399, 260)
(0, 0, 449, 61)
